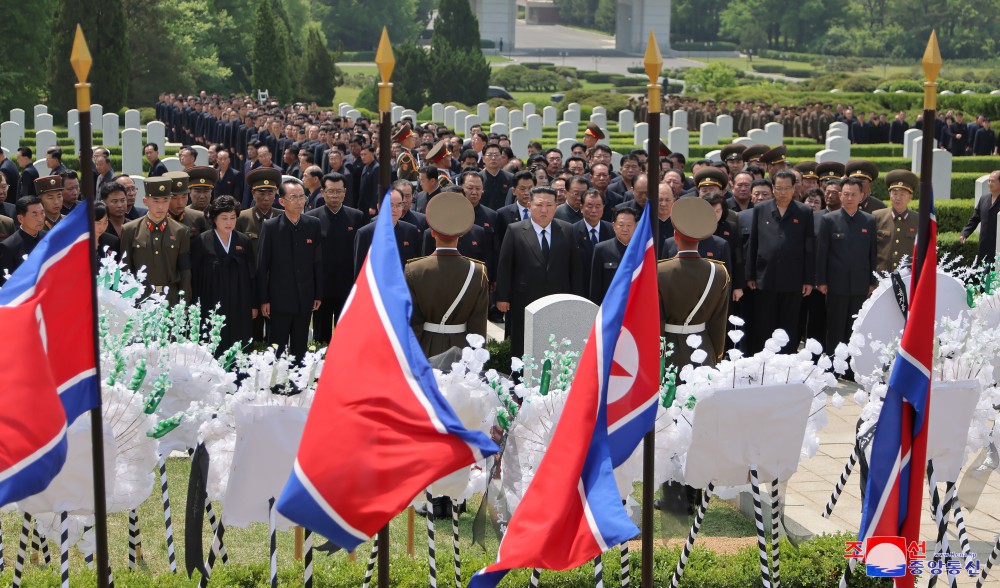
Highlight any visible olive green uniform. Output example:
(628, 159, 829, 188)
(657, 253, 731, 370)
(405, 250, 489, 358)
(120, 216, 193, 305)
(873, 208, 918, 273)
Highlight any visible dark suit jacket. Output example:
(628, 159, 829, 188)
(0, 201, 15, 221)
(589, 238, 627, 304)
(494, 202, 530, 248)
(0, 228, 43, 284)
(18, 165, 39, 198)
(0, 158, 18, 192)
(414, 187, 442, 214)
(554, 202, 584, 224)
(353, 219, 419, 278)
(961, 193, 1000, 261)
(148, 160, 169, 177)
(746, 199, 816, 291)
(420, 224, 493, 279)
(816, 209, 878, 295)
(306, 204, 365, 305)
(357, 161, 380, 217)
(214, 166, 242, 199)
(573, 219, 614, 291)
(661, 236, 732, 280)
(256, 214, 324, 315)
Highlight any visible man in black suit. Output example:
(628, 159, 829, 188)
(496, 186, 584, 359)
(480, 143, 513, 211)
(816, 177, 878, 353)
(494, 171, 535, 249)
(356, 145, 380, 222)
(353, 187, 420, 278)
(574, 190, 614, 292)
(590, 208, 637, 304)
(0, 173, 15, 220)
(214, 150, 242, 199)
(145, 143, 169, 177)
(256, 176, 324, 360)
(306, 172, 366, 344)
(745, 170, 815, 353)
(889, 111, 909, 144)
(420, 186, 492, 271)
(0, 196, 46, 284)
(396, 179, 428, 240)
(555, 176, 587, 223)
(0, 148, 18, 191)
(960, 170, 1000, 264)
(16, 147, 38, 199)
(414, 166, 442, 213)
(972, 119, 996, 156)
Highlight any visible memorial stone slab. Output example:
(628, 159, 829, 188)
(634, 122, 648, 145)
(391, 105, 403, 124)
(671, 110, 687, 131)
(477, 103, 490, 121)
(192, 145, 210, 166)
(592, 106, 606, 117)
(977, 174, 991, 202)
(33, 159, 48, 177)
(35, 113, 53, 132)
(490, 122, 509, 136)
(133, 176, 146, 199)
(563, 109, 580, 124)
(611, 151, 622, 170)
(716, 114, 733, 138)
(431, 103, 444, 123)
(526, 114, 543, 139)
(494, 106, 509, 126)
(1, 121, 22, 154)
(618, 109, 634, 134)
(731, 137, 753, 147)
(71, 122, 80, 154)
(706, 149, 722, 161)
(339, 104, 351, 117)
(590, 112, 607, 129)
(346, 109, 362, 121)
(401, 109, 417, 124)
(35, 129, 57, 159)
(829, 121, 848, 134)
(444, 105, 457, 128)
(909, 148, 951, 199)
(567, 102, 580, 112)
(90, 104, 103, 123)
(509, 109, 523, 129)
(67, 110, 79, 138)
(161, 157, 183, 173)
(667, 127, 690, 158)
(764, 122, 784, 146)
(522, 103, 535, 116)
(464, 114, 480, 136)
(826, 127, 846, 140)
(903, 128, 922, 159)
(510, 127, 529, 160)
(824, 136, 851, 162)
(121, 128, 143, 175)
(146, 121, 166, 153)
(558, 138, 576, 159)
(33, 104, 47, 119)
(661, 114, 671, 137)
(102, 113, 120, 147)
(699, 122, 719, 146)
(10, 108, 25, 128)
(815, 149, 847, 164)
(747, 128, 769, 145)
(454, 110, 469, 135)
(523, 294, 598, 380)
(558, 120, 576, 142)
(124, 109, 141, 129)
(542, 106, 557, 127)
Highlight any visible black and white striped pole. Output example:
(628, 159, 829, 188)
(593, 554, 604, 588)
(952, 490, 972, 555)
(159, 456, 177, 573)
(769, 479, 781, 588)
(269, 497, 278, 588)
(669, 483, 714, 588)
(619, 543, 630, 587)
(749, 466, 773, 588)
(303, 528, 313, 588)
(363, 537, 379, 588)
(14, 514, 29, 588)
(822, 446, 858, 519)
(977, 535, 1000, 588)
(451, 499, 461, 588)
(205, 497, 228, 564)
(0, 518, 5, 574)
(528, 568, 541, 587)
(426, 490, 437, 588)
(198, 521, 225, 588)
(60, 512, 69, 588)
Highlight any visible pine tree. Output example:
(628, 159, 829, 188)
(392, 43, 429, 111)
(47, 0, 130, 114)
(427, 0, 489, 105)
(300, 25, 338, 104)
(251, 0, 291, 102)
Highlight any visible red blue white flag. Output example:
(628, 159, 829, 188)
(277, 190, 499, 551)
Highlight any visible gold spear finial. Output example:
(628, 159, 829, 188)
(644, 31, 663, 114)
(71, 25, 93, 110)
(922, 30, 941, 110)
(375, 27, 395, 113)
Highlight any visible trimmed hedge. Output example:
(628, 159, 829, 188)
(908, 199, 973, 233)
(940, 231, 979, 265)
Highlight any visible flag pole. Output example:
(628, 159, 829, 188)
(71, 25, 111, 588)
(913, 31, 940, 289)
(375, 26, 395, 588)
(641, 31, 663, 588)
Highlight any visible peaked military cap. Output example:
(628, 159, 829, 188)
(693, 167, 730, 191)
(584, 122, 605, 140)
(187, 166, 219, 189)
(163, 171, 189, 195)
(720, 144, 746, 161)
(816, 161, 846, 181)
(846, 159, 879, 182)
(247, 167, 282, 192)
(793, 160, 819, 179)
(34, 174, 64, 195)
(884, 169, 918, 194)
(426, 192, 474, 237)
(742, 144, 770, 163)
(760, 145, 787, 166)
(144, 177, 173, 198)
(671, 197, 716, 241)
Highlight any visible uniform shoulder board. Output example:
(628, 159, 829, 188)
(406, 255, 430, 265)
(705, 258, 727, 266)
(463, 256, 487, 267)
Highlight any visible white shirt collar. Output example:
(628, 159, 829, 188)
(215, 230, 232, 253)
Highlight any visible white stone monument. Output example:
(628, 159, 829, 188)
(0, 121, 22, 154)
(826, 127, 846, 140)
(633, 122, 649, 146)
(590, 112, 607, 129)
(192, 145, 210, 166)
(567, 102, 580, 112)
(510, 127, 529, 160)
(522, 103, 536, 117)
(90, 104, 103, 124)
(592, 106, 606, 117)
(563, 108, 580, 124)
(338, 104, 351, 117)
(716, 114, 733, 138)
(815, 149, 848, 164)
(146, 121, 166, 153)
(454, 109, 469, 135)
(33, 159, 48, 177)
(35, 129, 57, 161)
(526, 114, 543, 139)
(161, 157, 183, 173)
(618, 109, 635, 134)
(346, 109, 362, 121)
(523, 294, 598, 380)
(764, 122, 784, 146)
(431, 103, 444, 123)
(102, 113, 120, 147)
(401, 109, 417, 123)
(558, 138, 576, 159)
(121, 128, 143, 175)
(490, 122, 509, 136)
(558, 120, 576, 142)
(976, 174, 991, 201)
(35, 113, 54, 132)
(747, 128, 768, 145)
(667, 127, 689, 158)
(699, 122, 719, 146)
(542, 106, 557, 127)
(391, 105, 404, 124)
(824, 136, 851, 162)
(464, 114, 479, 136)
(67, 110, 79, 137)
(124, 109, 141, 129)
(443, 105, 456, 128)
(911, 146, 952, 199)
(671, 109, 687, 131)
(731, 137, 753, 148)
(828, 121, 848, 134)
(902, 128, 923, 159)
(494, 106, 509, 126)
(509, 109, 523, 129)
(477, 103, 490, 122)
(133, 176, 146, 199)
(10, 108, 25, 128)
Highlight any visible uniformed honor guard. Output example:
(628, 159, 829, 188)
(119, 176, 193, 305)
(36, 174, 64, 229)
(742, 144, 770, 167)
(164, 170, 210, 235)
(845, 159, 886, 212)
(393, 123, 419, 160)
(405, 191, 489, 357)
(236, 167, 281, 257)
(658, 197, 731, 371)
(425, 140, 451, 174)
(873, 170, 919, 272)
(582, 122, 605, 150)
(759, 145, 789, 178)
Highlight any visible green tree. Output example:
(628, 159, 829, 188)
(594, 0, 616, 34)
(683, 63, 739, 92)
(299, 24, 339, 104)
(427, 0, 490, 105)
(432, 0, 482, 50)
(314, 0, 423, 51)
(0, 0, 55, 112)
(47, 0, 130, 114)
(251, 0, 291, 101)
(392, 43, 430, 111)
(208, 0, 256, 91)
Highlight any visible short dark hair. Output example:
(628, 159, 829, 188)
(613, 207, 638, 223)
(529, 186, 557, 201)
(773, 169, 797, 184)
(61, 169, 79, 181)
(569, 176, 592, 191)
(841, 177, 866, 191)
(802, 187, 825, 203)
(17, 147, 32, 159)
(583, 188, 605, 205)
(442, 185, 465, 196)
(513, 170, 535, 186)
(207, 195, 240, 224)
(418, 166, 440, 181)
(751, 178, 773, 192)
(459, 171, 483, 186)
(47, 147, 62, 161)
(16, 196, 41, 216)
(482, 142, 501, 155)
(143, 142, 158, 152)
(565, 155, 588, 171)
(99, 181, 126, 201)
(94, 201, 109, 221)
(322, 172, 346, 188)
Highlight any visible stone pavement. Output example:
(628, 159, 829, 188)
(779, 384, 1000, 586)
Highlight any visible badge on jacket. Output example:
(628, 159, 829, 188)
(306, 238, 314, 243)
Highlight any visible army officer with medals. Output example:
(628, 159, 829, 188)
(873, 170, 919, 273)
(405, 191, 489, 357)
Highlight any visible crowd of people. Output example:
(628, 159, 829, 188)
(1, 91, 998, 370)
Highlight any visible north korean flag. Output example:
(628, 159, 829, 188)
(277, 190, 498, 552)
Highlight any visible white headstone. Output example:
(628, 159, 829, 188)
(815, 149, 847, 164)
(33, 104, 47, 119)
(747, 128, 768, 144)
(10, 108, 25, 128)
(523, 294, 599, 380)
(67, 110, 79, 136)
(391, 105, 403, 124)
(660, 115, 670, 138)
(490, 122, 509, 136)
(826, 127, 846, 140)
(633, 122, 648, 146)
(829, 121, 848, 134)
(192, 145, 210, 166)
(764, 122, 784, 146)
(510, 127, 529, 160)
(494, 106, 509, 126)
(976, 174, 991, 201)
(161, 157, 183, 173)
(509, 109, 523, 129)
(706, 149, 722, 161)
(562, 108, 580, 124)
(731, 137, 753, 147)
(454, 110, 469, 135)
(35, 113, 53, 132)
(922, 149, 952, 199)
(464, 114, 479, 137)
(824, 136, 851, 162)
(593, 105, 607, 117)
(542, 106, 557, 127)
(902, 128, 922, 159)
(567, 102, 581, 112)
(618, 109, 635, 134)
(339, 104, 352, 117)
(444, 105, 457, 128)
(401, 109, 417, 124)
(35, 129, 57, 160)
(699, 122, 719, 146)
(431, 103, 444, 123)
(558, 120, 576, 142)
(146, 121, 166, 153)
(124, 109, 141, 129)
(558, 138, 576, 159)
(477, 103, 490, 121)
(71, 122, 80, 155)
(590, 112, 607, 129)
(611, 151, 622, 170)
(346, 109, 362, 121)
(1, 121, 22, 153)
(671, 109, 687, 131)
(121, 128, 143, 175)
(102, 113, 120, 147)
(89, 104, 103, 123)
(716, 114, 733, 138)
(33, 158, 48, 177)
(667, 127, 689, 158)
(522, 103, 536, 116)
(526, 114, 543, 139)
(132, 176, 146, 199)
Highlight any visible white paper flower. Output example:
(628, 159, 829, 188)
(771, 329, 790, 348)
(728, 315, 745, 326)
(805, 339, 824, 355)
(686, 334, 703, 349)
(511, 356, 524, 373)
(690, 349, 708, 364)
(830, 393, 845, 409)
(466, 333, 486, 349)
(728, 330, 744, 343)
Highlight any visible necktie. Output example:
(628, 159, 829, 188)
(541, 229, 550, 261)
(521, 208, 529, 221)
(590, 228, 598, 246)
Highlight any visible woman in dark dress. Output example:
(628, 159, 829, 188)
(94, 201, 120, 260)
(191, 195, 257, 355)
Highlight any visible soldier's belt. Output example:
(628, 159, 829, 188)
(423, 322, 467, 334)
(662, 322, 706, 334)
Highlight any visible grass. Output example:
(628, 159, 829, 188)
(0, 457, 758, 585)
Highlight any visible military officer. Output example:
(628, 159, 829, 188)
(119, 177, 193, 305)
(236, 167, 281, 257)
(720, 144, 746, 179)
(759, 145, 789, 179)
(35, 175, 64, 229)
(816, 161, 846, 184)
(845, 159, 886, 212)
(581, 122, 605, 150)
(186, 165, 220, 212)
(405, 191, 489, 357)
(658, 197, 731, 371)
(742, 144, 770, 167)
(873, 170, 919, 273)
(164, 170, 210, 235)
